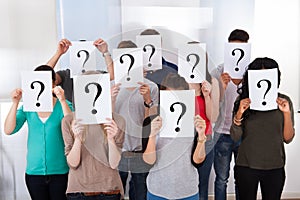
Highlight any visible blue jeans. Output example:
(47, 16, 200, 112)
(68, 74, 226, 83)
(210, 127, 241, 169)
(197, 138, 214, 200)
(25, 173, 68, 200)
(147, 191, 199, 200)
(118, 152, 150, 200)
(119, 171, 148, 200)
(213, 133, 240, 200)
(66, 193, 121, 200)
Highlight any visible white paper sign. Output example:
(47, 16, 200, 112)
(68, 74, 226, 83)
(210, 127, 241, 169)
(224, 43, 251, 79)
(113, 48, 143, 88)
(160, 90, 195, 138)
(248, 68, 278, 111)
(136, 35, 162, 71)
(70, 41, 97, 77)
(73, 73, 112, 124)
(22, 71, 53, 112)
(178, 43, 206, 83)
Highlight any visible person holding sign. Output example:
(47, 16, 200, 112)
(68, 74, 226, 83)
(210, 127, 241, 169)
(211, 29, 249, 200)
(113, 40, 159, 200)
(139, 29, 178, 89)
(61, 70, 125, 200)
(142, 73, 207, 200)
(230, 57, 295, 200)
(4, 65, 73, 200)
(189, 78, 219, 199)
(47, 38, 114, 104)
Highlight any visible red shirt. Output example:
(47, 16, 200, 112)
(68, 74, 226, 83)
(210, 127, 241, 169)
(195, 96, 212, 135)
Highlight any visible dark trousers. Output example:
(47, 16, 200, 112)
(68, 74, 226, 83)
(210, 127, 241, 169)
(234, 166, 285, 200)
(25, 173, 68, 200)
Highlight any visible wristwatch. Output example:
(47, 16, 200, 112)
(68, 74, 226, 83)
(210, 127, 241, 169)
(144, 100, 154, 108)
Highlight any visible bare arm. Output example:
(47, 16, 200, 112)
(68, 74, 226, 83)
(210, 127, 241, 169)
(66, 119, 85, 168)
(277, 97, 295, 143)
(94, 38, 114, 80)
(52, 86, 72, 116)
(105, 118, 122, 169)
(4, 89, 22, 135)
(143, 116, 162, 165)
(47, 39, 72, 69)
(192, 115, 206, 164)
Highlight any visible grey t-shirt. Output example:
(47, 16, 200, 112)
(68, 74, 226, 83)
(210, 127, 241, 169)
(147, 137, 199, 199)
(115, 78, 159, 151)
(56, 69, 74, 104)
(211, 64, 240, 134)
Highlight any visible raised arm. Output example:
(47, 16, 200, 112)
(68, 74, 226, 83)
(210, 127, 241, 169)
(94, 38, 114, 80)
(277, 97, 295, 143)
(143, 116, 162, 165)
(4, 89, 23, 135)
(47, 39, 72, 69)
(105, 118, 123, 169)
(192, 115, 206, 164)
(52, 86, 72, 116)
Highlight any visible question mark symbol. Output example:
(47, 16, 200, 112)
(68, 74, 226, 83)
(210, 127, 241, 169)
(257, 79, 271, 106)
(77, 50, 90, 73)
(186, 53, 200, 79)
(120, 54, 135, 81)
(170, 102, 187, 132)
(231, 48, 245, 72)
(85, 82, 102, 114)
(30, 81, 45, 107)
(143, 44, 155, 68)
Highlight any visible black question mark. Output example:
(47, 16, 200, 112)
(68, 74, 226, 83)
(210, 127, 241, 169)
(231, 48, 245, 72)
(257, 79, 271, 106)
(170, 102, 187, 132)
(120, 54, 135, 81)
(143, 44, 155, 67)
(85, 82, 102, 114)
(30, 81, 45, 107)
(186, 53, 200, 79)
(77, 50, 90, 73)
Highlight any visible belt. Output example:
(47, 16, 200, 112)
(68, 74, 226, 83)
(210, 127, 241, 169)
(122, 150, 143, 157)
(83, 190, 120, 196)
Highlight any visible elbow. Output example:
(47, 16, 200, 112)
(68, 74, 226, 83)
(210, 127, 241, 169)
(4, 127, 13, 135)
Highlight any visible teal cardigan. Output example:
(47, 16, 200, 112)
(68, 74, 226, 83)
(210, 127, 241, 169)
(12, 100, 73, 175)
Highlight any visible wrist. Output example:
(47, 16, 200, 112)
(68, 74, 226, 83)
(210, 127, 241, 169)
(197, 135, 207, 143)
(102, 51, 111, 57)
(144, 100, 154, 108)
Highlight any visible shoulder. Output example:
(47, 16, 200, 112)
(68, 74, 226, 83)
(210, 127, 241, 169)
(62, 112, 75, 124)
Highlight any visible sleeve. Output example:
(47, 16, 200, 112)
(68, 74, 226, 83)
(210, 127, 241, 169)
(66, 99, 74, 112)
(61, 113, 75, 156)
(230, 123, 243, 142)
(11, 106, 27, 134)
(150, 83, 159, 106)
(113, 112, 125, 149)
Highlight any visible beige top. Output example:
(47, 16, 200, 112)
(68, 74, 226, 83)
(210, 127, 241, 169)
(61, 112, 125, 197)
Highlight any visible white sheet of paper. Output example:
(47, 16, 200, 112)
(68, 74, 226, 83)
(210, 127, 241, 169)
(136, 35, 162, 71)
(73, 73, 112, 124)
(70, 41, 97, 77)
(178, 43, 206, 83)
(160, 90, 195, 138)
(224, 43, 251, 79)
(113, 48, 143, 88)
(248, 68, 278, 111)
(22, 71, 53, 112)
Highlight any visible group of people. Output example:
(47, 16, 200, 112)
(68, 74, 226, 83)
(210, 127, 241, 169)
(4, 28, 295, 200)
